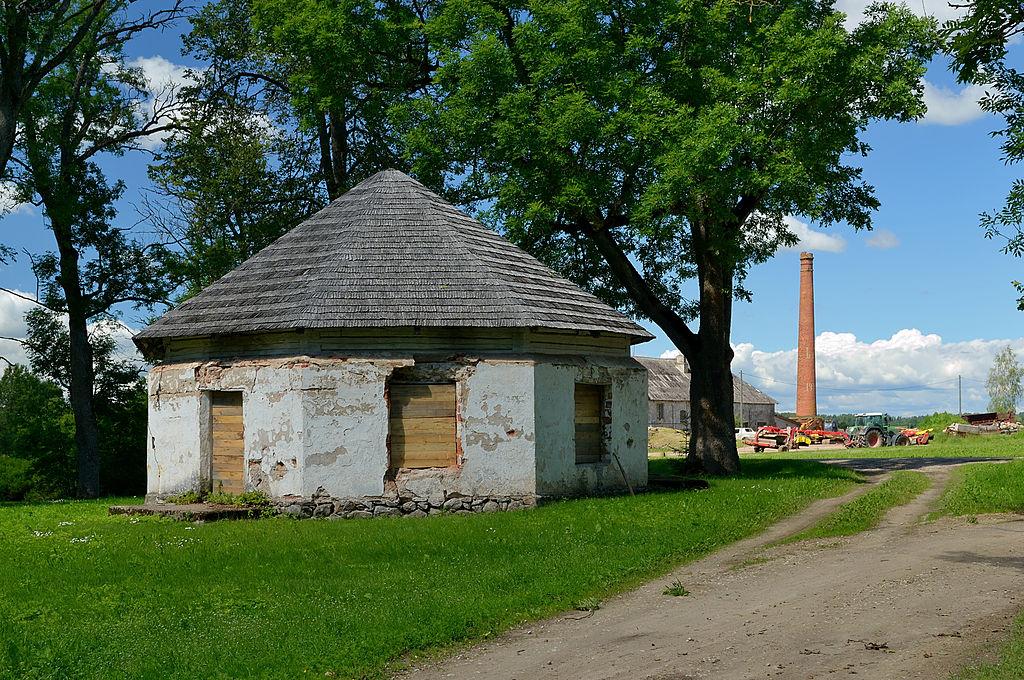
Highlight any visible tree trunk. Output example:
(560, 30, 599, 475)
(685, 223, 740, 474)
(0, 96, 18, 181)
(67, 306, 101, 497)
(51, 217, 102, 498)
(687, 339, 739, 475)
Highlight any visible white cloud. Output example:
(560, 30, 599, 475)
(0, 290, 141, 374)
(781, 216, 847, 254)
(922, 81, 988, 126)
(0, 289, 35, 367)
(730, 329, 1024, 415)
(837, 0, 964, 30)
(866, 229, 900, 249)
(120, 56, 194, 150)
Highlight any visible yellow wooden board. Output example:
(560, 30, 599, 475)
(210, 392, 244, 493)
(390, 383, 456, 469)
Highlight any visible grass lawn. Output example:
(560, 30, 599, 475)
(783, 470, 931, 543)
(746, 432, 1024, 460)
(953, 612, 1024, 679)
(0, 459, 859, 680)
(936, 459, 1024, 516)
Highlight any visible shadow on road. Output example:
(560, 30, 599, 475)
(809, 457, 1011, 476)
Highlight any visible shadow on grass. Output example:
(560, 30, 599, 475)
(649, 456, 864, 484)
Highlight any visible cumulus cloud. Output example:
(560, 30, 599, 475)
(115, 55, 194, 150)
(836, 0, 964, 29)
(921, 81, 988, 126)
(0, 289, 35, 367)
(781, 216, 847, 254)
(729, 329, 1023, 415)
(866, 229, 900, 249)
(0, 290, 141, 374)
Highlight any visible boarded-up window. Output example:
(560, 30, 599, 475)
(574, 384, 605, 464)
(389, 383, 457, 469)
(210, 391, 244, 494)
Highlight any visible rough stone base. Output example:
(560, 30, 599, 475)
(273, 492, 538, 519)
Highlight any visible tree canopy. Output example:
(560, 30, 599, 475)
(409, 0, 937, 472)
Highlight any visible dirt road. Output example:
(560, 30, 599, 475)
(403, 460, 1023, 680)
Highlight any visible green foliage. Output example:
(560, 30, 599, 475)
(148, 99, 325, 299)
(165, 490, 202, 505)
(987, 345, 1024, 413)
(938, 460, 1024, 516)
(411, 0, 937, 316)
(785, 471, 930, 542)
(0, 456, 34, 501)
(0, 366, 75, 497)
(914, 412, 965, 431)
(0, 460, 858, 678)
(663, 580, 690, 597)
(0, 359, 144, 498)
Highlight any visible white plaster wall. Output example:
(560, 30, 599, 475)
(299, 360, 399, 498)
(392, 360, 537, 501)
(534, 358, 648, 496)
(147, 364, 204, 495)
(147, 353, 641, 503)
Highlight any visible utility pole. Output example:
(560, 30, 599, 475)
(958, 374, 962, 416)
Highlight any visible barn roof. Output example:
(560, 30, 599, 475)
(634, 356, 776, 405)
(134, 170, 653, 352)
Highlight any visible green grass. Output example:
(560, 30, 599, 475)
(0, 460, 859, 680)
(747, 432, 1024, 460)
(937, 460, 1024, 516)
(953, 612, 1024, 680)
(784, 470, 931, 543)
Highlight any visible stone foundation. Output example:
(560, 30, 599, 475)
(273, 492, 538, 519)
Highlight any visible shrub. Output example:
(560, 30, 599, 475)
(0, 455, 34, 500)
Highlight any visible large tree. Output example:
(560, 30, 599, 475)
(946, 1, 1024, 307)
(409, 0, 936, 473)
(6, 3, 178, 497)
(183, 0, 433, 200)
(0, 1, 184, 180)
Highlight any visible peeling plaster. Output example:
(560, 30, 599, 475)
(146, 351, 646, 505)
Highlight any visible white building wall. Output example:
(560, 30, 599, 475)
(534, 358, 648, 496)
(146, 355, 540, 503)
(395, 360, 537, 501)
(146, 364, 204, 496)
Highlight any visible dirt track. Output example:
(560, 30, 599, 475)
(402, 460, 1023, 680)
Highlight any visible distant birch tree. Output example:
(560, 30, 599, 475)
(987, 345, 1024, 413)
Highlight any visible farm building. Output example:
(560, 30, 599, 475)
(636, 355, 777, 430)
(133, 170, 652, 517)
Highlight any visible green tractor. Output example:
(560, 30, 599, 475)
(846, 413, 908, 448)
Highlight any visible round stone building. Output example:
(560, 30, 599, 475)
(134, 170, 651, 517)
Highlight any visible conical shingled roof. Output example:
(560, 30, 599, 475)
(134, 170, 653, 350)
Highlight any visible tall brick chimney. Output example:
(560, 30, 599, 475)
(796, 251, 817, 419)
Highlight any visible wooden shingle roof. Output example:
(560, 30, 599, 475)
(135, 170, 653, 352)
(634, 356, 776, 405)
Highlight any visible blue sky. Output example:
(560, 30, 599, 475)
(1, 0, 1021, 415)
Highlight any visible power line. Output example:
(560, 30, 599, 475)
(740, 373, 962, 394)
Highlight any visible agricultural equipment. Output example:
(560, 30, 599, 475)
(845, 414, 931, 447)
(846, 413, 896, 448)
(742, 426, 798, 453)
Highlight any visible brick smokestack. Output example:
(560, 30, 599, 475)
(796, 252, 817, 419)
